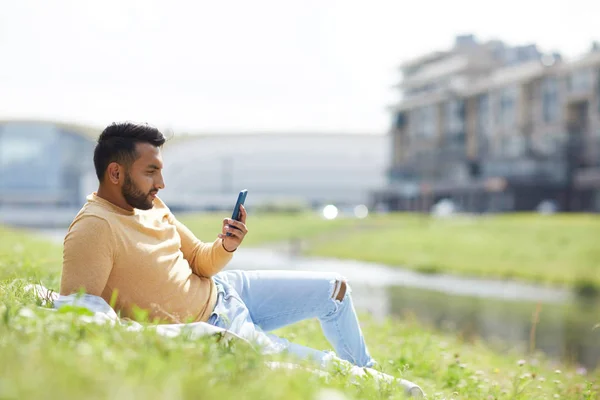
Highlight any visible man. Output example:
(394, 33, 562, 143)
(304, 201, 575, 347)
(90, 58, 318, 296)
(60, 122, 424, 397)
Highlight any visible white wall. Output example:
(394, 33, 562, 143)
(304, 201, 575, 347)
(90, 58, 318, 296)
(159, 133, 388, 209)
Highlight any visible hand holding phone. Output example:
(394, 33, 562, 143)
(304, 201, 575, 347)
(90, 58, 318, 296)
(231, 189, 248, 222)
(226, 189, 248, 237)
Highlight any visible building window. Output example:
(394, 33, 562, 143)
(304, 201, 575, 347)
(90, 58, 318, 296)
(568, 68, 593, 94)
(477, 94, 492, 155)
(394, 112, 406, 129)
(503, 136, 527, 158)
(541, 77, 560, 123)
(597, 68, 600, 115)
(58, 131, 95, 205)
(532, 134, 565, 157)
(0, 124, 61, 191)
(0, 124, 94, 206)
(413, 105, 437, 139)
(445, 98, 465, 141)
(498, 86, 518, 129)
(477, 94, 491, 137)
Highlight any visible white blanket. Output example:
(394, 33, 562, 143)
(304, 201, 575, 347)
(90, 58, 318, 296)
(24, 284, 256, 345)
(21, 284, 327, 376)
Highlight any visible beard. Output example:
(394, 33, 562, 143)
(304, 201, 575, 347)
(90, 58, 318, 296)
(122, 172, 155, 210)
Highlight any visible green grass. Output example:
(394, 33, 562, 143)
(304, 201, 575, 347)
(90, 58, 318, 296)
(179, 212, 600, 289)
(1, 225, 599, 399)
(307, 213, 600, 288)
(0, 226, 62, 282)
(178, 211, 364, 246)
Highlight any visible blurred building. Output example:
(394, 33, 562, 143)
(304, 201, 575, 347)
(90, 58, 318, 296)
(159, 133, 386, 211)
(0, 120, 97, 226)
(374, 35, 600, 212)
(0, 120, 385, 225)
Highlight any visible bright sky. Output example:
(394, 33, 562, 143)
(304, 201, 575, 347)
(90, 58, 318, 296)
(1, 0, 598, 134)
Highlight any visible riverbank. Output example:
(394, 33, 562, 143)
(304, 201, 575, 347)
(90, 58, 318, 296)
(1, 226, 598, 399)
(180, 212, 600, 291)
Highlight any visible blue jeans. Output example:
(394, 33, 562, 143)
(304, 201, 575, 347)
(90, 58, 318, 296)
(207, 270, 376, 368)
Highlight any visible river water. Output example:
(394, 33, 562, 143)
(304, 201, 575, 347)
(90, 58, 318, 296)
(34, 228, 600, 370)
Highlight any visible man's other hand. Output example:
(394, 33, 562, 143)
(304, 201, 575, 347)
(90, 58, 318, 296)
(219, 204, 248, 252)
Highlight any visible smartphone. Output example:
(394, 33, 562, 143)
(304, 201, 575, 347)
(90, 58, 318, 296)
(227, 189, 248, 236)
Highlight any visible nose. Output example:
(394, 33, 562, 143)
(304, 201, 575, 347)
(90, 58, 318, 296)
(156, 172, 165, 190)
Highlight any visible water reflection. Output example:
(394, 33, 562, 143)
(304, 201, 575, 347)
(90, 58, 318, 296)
(386, 286, 600, 370)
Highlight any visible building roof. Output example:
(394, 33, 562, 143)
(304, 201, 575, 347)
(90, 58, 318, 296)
(464, 60, 548, 95)
(400, 55, 469, 89)
(389, 91, 450, 112)
(392, 45, 600, 112)
(0, 118, 101, 142)
(561, 50, 600, 71)
(399, 51, 450, 71)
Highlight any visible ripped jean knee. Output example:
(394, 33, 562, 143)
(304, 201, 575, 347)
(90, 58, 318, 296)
(329, 277, 351, 301)
(326, 277, 353, 317)
(331, 280, 347, 302)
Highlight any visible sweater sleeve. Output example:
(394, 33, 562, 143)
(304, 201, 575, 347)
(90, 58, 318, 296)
(170, 215, 233, 278)
(60, 215, 115, 296)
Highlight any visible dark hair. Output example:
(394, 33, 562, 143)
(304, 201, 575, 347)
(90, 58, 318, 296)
(93, 122, 166, 181)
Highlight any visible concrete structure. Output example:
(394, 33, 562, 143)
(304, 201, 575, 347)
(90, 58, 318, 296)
(0, 119, 98, 227)
(159, 133, 386, 211)
(0, 119, 386, 225)
(375, 35, 600, 212)
(0, 120, 97, 207)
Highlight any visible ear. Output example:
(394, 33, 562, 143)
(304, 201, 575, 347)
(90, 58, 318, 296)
(106, 162, 123, 185)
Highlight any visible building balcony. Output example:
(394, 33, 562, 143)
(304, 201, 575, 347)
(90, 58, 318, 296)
(481, 158, 567, 183)
(389, 145, 469, 183)
(390, 133, 598, 186)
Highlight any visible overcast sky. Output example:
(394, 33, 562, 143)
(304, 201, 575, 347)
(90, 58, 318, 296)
(1, 0, 598, 134)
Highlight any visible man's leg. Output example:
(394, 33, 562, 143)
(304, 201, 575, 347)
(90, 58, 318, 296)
(215, 270, 375, 368)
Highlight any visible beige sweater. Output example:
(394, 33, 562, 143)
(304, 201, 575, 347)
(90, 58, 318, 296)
(59, 193, 233, 323)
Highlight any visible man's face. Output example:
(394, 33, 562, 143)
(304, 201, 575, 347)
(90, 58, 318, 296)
(121, 143, 165, 210)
